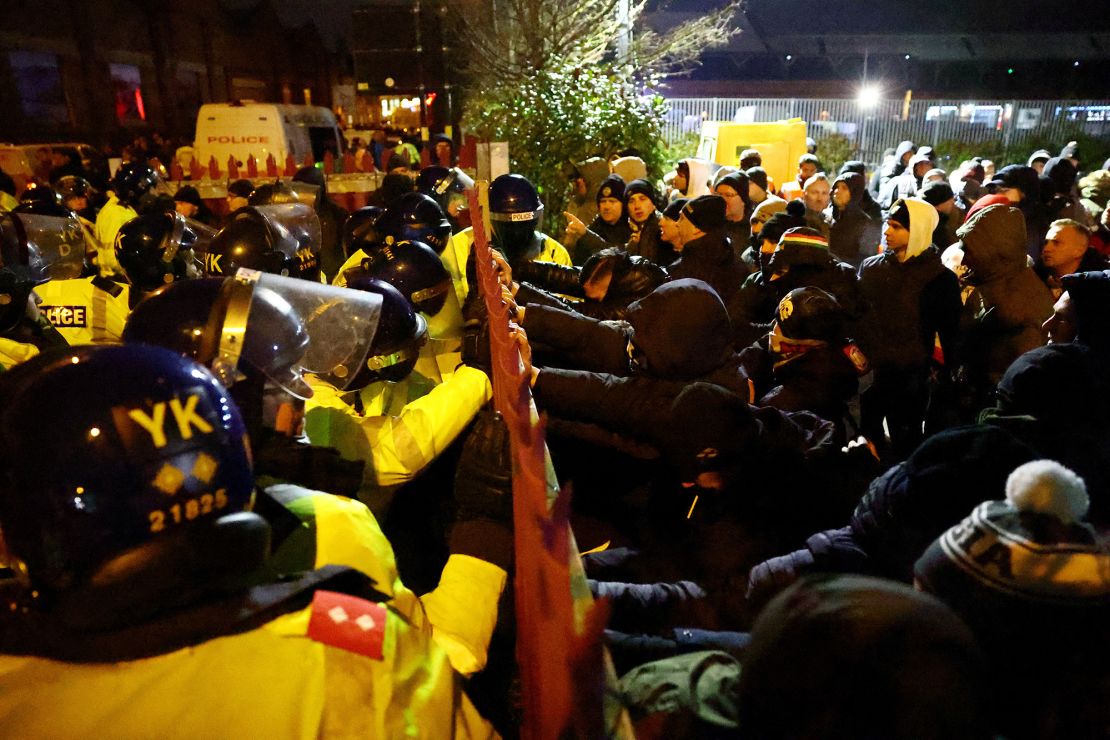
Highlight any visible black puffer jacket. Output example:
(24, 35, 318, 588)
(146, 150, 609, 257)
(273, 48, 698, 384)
(745, 424, 1037, 611)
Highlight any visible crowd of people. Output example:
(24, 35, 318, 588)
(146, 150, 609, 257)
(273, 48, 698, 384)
(0, 129, 1108, 739)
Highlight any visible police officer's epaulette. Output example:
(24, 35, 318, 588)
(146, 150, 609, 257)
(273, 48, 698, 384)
(91, 275, 125, 298)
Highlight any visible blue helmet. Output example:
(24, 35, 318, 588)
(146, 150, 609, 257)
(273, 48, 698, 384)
(489, 173, 543, 222)
(342, 205, 386, 259)
(0, 344, 256, 600)
(376, 192, 452, 254)
(345, 276, 427, 387)
(346, 239, 450, 316)
(488, 174, 544, 258)
(115, 211, 206, 294)
(110, 162, 163, 207)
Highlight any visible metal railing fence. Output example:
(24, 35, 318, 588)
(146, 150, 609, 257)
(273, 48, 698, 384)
(661, 97, 1110, 166)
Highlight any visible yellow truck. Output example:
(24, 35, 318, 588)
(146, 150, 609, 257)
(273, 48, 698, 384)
(696, 118, 809, 188)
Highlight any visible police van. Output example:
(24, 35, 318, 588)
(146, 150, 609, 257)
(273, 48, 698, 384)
(193, 102, 343, 169)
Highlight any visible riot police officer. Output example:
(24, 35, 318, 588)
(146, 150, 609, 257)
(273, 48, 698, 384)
(94, 162, 166, 247)
(0, 344, 505, 735)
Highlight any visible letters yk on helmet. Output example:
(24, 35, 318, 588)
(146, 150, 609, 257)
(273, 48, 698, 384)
(206, 135, 269, 144)
(203, 253, 223, 273)
(122, 393, 215, 450)
(40, 305, 87, 328)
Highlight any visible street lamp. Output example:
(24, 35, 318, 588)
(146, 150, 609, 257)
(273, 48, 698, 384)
(857, 84, 881, 109)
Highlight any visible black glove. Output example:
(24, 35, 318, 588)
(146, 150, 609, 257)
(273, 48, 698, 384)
(460, 316, 492, 376)
(450, 410, 515, 569)
(453, 409, 514, 525)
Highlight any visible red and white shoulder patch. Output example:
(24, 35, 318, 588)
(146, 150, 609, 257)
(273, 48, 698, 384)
(307, 589, 387, 660)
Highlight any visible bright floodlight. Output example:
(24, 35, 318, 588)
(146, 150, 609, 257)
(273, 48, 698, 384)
(857, 85, 881, 108)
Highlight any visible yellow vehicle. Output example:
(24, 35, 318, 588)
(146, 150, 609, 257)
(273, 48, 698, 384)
(696, 118, 809, 188)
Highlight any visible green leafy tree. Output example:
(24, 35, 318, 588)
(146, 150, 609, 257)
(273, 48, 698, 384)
(450, 0, 740, 225)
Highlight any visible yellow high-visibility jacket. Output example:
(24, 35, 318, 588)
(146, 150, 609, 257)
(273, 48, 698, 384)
(34, 276, 130, 345)
(93, 193, 137, 248)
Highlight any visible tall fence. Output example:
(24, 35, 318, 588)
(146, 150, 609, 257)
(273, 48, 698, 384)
(661, 97, 1110, 166)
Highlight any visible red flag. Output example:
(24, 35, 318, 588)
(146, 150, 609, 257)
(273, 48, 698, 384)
(467, 189, 615, 739)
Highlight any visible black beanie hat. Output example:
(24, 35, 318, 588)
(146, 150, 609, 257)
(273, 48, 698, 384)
(839, 160, 867, 176)
(888, 199, 912, 229)
(624, 178, 657, 206)
(920, 181, 955, 207)
(760, 199, 808, 246)
(661, 197, 688, 221)
(681, 194, 726, 232)
(746, 166, 769, 193)
(666, 381, 760, 482)
(596, 173, 626, 204)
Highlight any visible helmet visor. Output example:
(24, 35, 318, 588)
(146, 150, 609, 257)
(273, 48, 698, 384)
(252, 203, 321, 259)
(15, 212, 86, 280)
(230, 269, 382, 395)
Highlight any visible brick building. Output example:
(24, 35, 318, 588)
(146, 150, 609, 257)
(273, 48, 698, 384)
(0, 0, 336, 146)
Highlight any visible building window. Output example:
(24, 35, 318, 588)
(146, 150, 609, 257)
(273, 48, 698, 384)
(8, 51, 69, 125)
(110, 63, 146, 123)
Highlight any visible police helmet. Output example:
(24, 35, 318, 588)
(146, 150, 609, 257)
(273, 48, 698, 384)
(775, 287, 846, 344)
(376, 192, 452, 254)
(115, 211, 203, 293)
(488, 174, 543, 256)
(110, 162, 163, 207)
(124, 277, 310, 401)
(19, 183, 64, 209)
(342, 205, 385, 259)
(246, 181, 298, 206)
(0, 213, 48, 332)
(0, 344, 257, 604)
(12, 199, 73, 219)
(55, 175, 95, 202)
(348, 239, 450, 316)
(206, 206, 319, 281)
(292, 165, 327, 208)
(345, 276, 427, 387)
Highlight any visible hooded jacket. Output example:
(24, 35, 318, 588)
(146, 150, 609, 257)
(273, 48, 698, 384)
(955, 204, 1055, 384)
(879, 152, 930, 211)
(872, 140, 916, 197)
(855, 198, 962, 371)
(1063, 269, 1110, 360)
(1042, 157, 1091, 226)
(678, 158, 716, 199)
(824, 172, 879, 266)
(668, 229, 746, 310)
(565, 156, 611, 228)
(1078, 169, 1110, 222)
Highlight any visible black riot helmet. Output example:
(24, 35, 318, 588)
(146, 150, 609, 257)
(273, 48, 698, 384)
(0, 344, 260, 617)
(115, 211, 209, 293)
(345, 239, 450, 316)
(376, 192, 452, 254)
(292, 165, 327, 210)
(247, 181, 298, 206)
(488, 173, 544, 259)
(342, 205, 386, 259)
(55, 175, 95, 202)
(345, 276, 427, 387)
(18, 183, 64, 209)
(110, 162, 164, 208)
(415, 166, 473, 213)
(205, 204, 321, 281)
(125, 271, 382, 403)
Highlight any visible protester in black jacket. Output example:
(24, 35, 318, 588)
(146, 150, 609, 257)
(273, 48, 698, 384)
(855, 198, 962, 459)
(668, 195, 747, 319)
(825, 172, 878, 266)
